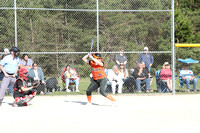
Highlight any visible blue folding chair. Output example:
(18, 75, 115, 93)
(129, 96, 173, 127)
(155, 70, 169, 92)
(178, 76, 188, 92)
(178, 58, 199, 92)
(179, 72, 196, 92)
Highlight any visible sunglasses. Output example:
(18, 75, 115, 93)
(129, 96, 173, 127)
(33, 65, 37, 67)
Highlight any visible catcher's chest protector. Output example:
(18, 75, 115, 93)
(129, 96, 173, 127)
(14, 78, 27, 93)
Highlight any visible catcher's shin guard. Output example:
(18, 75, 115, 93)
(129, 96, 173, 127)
(13, 97, 25, 107)
(29, 91, 36, 101)
(23, 91, 36, 103)
(23, 95, 31, 103)
(28, 91, 36, 102)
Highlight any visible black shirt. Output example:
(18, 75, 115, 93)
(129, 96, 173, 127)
(133, 67, 149, 79)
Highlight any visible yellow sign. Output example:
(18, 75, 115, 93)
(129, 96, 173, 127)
(175, 44, 200, 47)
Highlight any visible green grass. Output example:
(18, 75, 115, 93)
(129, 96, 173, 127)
(52, 77, 99, 95)
(3, 77, 200, 96)
(53, 77, 200, 95)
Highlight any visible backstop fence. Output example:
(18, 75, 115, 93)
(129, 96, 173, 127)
(0, 0, 181, 95)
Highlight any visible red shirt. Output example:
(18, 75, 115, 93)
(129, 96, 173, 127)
(89, 60, 107, 80)
(160, 68, 172, 80)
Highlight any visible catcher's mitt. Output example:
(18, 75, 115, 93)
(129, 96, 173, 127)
(32, 80, 40, 88)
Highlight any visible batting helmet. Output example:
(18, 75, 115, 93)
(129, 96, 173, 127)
(93, 53, 102, 59)
(19, 68, 28, 80)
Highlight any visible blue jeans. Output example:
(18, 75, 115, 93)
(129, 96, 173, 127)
(135, 78, 150, 91)
(183, 78, 197, 90)
(65, 78, 79, 87)
(145, 67, 151, 72)
(8, 84, 14, 95)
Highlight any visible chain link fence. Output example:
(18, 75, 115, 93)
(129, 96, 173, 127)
(1, 0, 189, 95)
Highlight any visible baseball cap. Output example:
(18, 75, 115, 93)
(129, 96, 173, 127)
(164, 62, 169, 66)
(183, 63, 189, 66)
(144, 47, 148, 51)
(4, 48, 9, 54)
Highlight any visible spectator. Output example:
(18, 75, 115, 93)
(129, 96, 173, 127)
(160, 62, 172, 92)
(62, 64, 80, 92)
(115, 48, 127, 68)
(20, 54, 33, 71)
(0, 48, 10, 60)
(0, 47, 20, 106)
(118, 63, 132, 91)
(138, 47, 154, 72)
(133, 62, 151, 92)
(179, 63, 197, 92)
(118, 63, 129, 81)
(28, 63, 46, 95)
(0, 48, 10, 80)
(13, 68, 36, 107)
(107, 65, 123, 94)
(4, 48, 9, 54)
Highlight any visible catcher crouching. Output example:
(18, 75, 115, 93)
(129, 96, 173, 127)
(13, 68, 36, 107)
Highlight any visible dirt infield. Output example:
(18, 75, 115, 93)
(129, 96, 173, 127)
(1, 94, 200, 133)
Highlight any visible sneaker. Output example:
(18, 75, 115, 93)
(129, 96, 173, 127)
(76, 89, 80, 92)
(66, 89, 71, 92)
(138, 91, 141, 93)
(149, 89, 153, 92)
(146, 90, 150, 93)
(86, 102, 92, 106)
(111, 101, 117, 107)
(187, 90, 190, 93)
(193, 90, 197, 92)
(23, 103, 28, 106)
(40, 91, 45, 95)
(13, 101, 18, 107)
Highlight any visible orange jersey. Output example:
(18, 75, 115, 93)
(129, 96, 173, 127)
(89, 60, 107, 80)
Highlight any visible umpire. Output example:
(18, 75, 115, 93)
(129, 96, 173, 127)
(0, 47, 20, 106)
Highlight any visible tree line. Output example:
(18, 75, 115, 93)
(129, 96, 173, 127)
(0, 0, 199, 76)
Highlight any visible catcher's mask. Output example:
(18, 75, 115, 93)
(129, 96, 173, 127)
(10, 46, 20, 57)
(93, 53, 103, 61)
(19, 68, 28, 80)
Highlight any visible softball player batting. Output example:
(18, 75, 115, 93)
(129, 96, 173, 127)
(82, 52, 116, 106)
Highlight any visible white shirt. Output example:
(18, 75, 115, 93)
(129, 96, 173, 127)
(120, 69, 129, 79)
(180, 69, 194, 79)
(107, 70, 123, 83)
(34, 69, 39, 80)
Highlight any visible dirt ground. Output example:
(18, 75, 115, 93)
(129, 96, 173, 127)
(0, 94, 200, 133)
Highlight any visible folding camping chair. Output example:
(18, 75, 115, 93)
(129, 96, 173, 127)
(178, 58, 199, 92)
(155, 70, 169, 92)
(61, 67, 80, 91)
